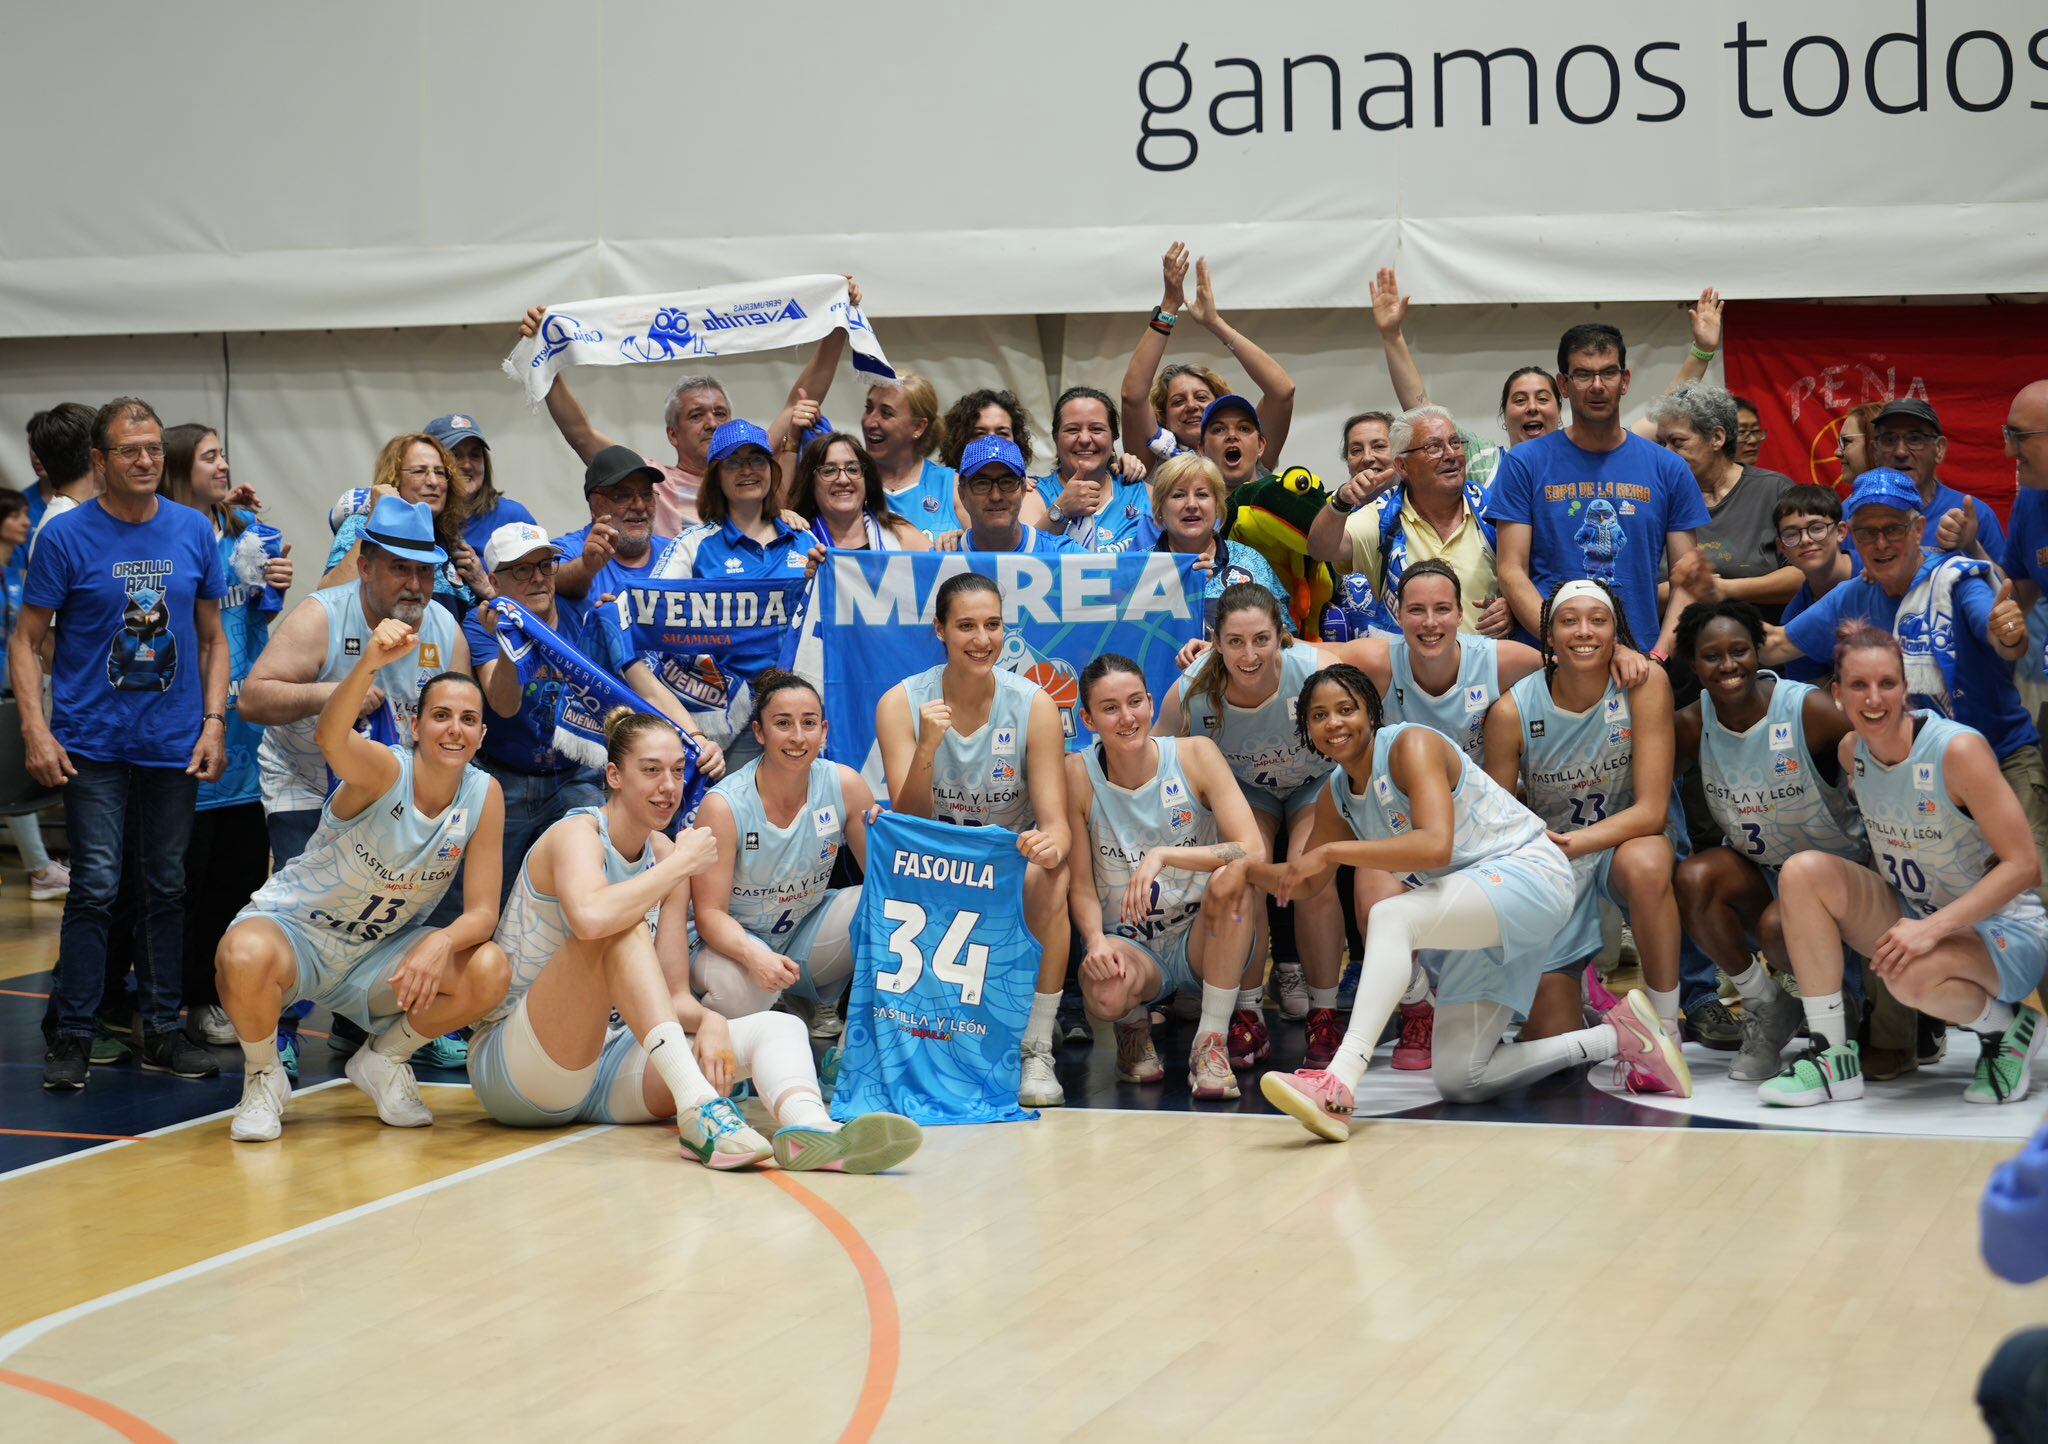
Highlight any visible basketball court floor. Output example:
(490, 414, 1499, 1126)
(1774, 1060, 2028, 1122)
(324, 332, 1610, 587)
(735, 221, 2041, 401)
(2, 890, 2038, 1441)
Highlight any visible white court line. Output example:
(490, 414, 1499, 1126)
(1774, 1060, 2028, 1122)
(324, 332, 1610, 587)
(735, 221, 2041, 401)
(0, 1078, 350, 1183)
(0, 1124, 612, 1366)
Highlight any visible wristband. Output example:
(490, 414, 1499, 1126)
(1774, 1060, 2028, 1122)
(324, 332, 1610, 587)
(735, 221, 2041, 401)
(1648, 649, 1669, 664)
(1688, 344, 1717, 362)
(1327, 493, 1357, 516)
(1150, 306, 1179, 329)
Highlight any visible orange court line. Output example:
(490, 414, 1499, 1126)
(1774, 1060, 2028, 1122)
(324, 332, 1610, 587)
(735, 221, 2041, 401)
(0, 1128, 145, 1143)
(764, 1171, 900, 1444)
(0, 1367, 173, 1443)
(0, 988, 49, 1000)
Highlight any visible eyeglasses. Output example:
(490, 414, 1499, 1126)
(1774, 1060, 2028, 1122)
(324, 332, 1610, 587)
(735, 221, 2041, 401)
(1399, 438, 1467, 460)
(721, 453, 772, 475)
(1880, 429, 1939, 451)
(1849, 521, 1914, 546)
(815, 463, 865, 481)
(1736, 426, 1767, 440)
(2003, 426, 2048, 447)
(401, 465, 450, 480)
(963, 474, 1027, 495)
(106, 443, 165, 463)
(1566, 367, 1623, 385)
(1776, 520, 1835, 547)
(493, 560, 553, 584)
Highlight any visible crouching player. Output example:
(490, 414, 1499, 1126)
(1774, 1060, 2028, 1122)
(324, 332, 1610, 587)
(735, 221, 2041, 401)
(1067, 655, 1262, 1098)
(471, 707, 921, 1172)
(217, 619, 509, 1141)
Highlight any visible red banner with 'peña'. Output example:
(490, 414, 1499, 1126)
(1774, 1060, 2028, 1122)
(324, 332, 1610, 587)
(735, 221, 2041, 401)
(1721, 301, 2048, 525)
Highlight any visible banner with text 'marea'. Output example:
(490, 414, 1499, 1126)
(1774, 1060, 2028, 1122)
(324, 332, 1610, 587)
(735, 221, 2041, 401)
(816, 550, 1204, 782)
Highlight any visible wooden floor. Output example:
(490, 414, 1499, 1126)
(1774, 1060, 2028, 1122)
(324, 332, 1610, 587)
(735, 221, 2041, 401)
(0, 878, 2039, 1441)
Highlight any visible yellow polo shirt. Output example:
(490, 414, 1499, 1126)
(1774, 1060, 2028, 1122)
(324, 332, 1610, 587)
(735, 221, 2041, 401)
(1342, 492, 1498, 633)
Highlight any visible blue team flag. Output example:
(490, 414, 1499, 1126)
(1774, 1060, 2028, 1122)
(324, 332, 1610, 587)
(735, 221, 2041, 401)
(831, 811, 1043, 1126)
(489, 597, 710, 820)
(816, 549, 1202, 778)
(600, 576, 807, 743)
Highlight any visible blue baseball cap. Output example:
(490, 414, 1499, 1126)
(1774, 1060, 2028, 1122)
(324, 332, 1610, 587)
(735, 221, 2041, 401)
(707, 419, 773, 469)
(1842, 469, 1924, 520)
(1200, 393, 1261, 434)
(360, 496, 447, 566)
(424, 413, 488, 451)
(960, 435, 1025, 478)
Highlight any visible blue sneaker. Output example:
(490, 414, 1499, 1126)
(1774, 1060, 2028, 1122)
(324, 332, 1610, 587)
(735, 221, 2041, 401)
(818, 1046, 843, 1100)
(1336, 960, 1362, 1009)
(277, 1032, 301, 1082)
(415, 1033, 468, 1071)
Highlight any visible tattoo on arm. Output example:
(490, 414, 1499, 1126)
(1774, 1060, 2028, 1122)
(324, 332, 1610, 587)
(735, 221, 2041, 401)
(1205, 843, 1247, 864)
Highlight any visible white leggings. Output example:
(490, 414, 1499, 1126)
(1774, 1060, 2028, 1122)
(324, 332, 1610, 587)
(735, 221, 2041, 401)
(1429, 1000, 1591, 1104)
(502, 1004, 822, 1123)
(694, 889, 861, 1019)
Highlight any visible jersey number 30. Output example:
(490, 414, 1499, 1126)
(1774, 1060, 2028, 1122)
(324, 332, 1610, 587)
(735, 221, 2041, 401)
(877, 899, 989, 1006)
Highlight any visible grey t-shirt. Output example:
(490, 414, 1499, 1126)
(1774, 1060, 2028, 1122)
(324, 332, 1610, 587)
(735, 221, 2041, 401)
(1695, 465, 1795, 582)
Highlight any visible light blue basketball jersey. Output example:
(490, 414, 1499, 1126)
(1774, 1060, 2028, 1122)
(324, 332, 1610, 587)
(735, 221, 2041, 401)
(1384, 634, 1502, 763)
(256, 582, 460, 813)
(1508, 670, 1637, 833)
(1082, 737, 1215, 947)
(1328, 723, 1574, 1010)
(1700, 675, 1866, 867)
(1176, 644, 1332, 810)
(247, 745, 490, 945)
(903, 664, 1039, 829)
(708, 757, 847, 941)
(482, 807, 660, 1030)
(831, 811, 1041, 1125)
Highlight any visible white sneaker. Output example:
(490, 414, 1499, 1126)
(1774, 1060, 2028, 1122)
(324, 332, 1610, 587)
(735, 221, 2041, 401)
(1019, 1038, 1065, 1107)
(1271, 961, 1309, 1021)
(678, 1097, 774, 1169)
(230, 1066, 291, 1142)
(28, 862, 70, 901)
(345, 1046, 434, 1128)
(192, 1004, 237, 1046)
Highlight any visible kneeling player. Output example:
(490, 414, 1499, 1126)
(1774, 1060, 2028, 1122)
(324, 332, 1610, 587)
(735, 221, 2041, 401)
(1066, 655, 1261, 1098)
(1258, 665, 1690, 1142)
(471, 708, 919, 1171)
(690, 672, 875, 1031)
(218, 620, 510, 1142)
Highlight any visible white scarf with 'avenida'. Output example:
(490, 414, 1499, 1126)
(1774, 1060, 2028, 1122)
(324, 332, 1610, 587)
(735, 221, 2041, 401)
(502, 274, 894, 405)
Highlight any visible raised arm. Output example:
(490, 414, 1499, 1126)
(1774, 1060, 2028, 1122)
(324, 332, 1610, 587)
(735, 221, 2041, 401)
(315, 617, 413, 804)
(1186, 257, 1296, 462)
(519, 306, 617, 465)
(1369, 266, 1430, 411)
(553, 814, 718, 941)
(1120, 242, 1191, 454)
(877, 683, 936, 819)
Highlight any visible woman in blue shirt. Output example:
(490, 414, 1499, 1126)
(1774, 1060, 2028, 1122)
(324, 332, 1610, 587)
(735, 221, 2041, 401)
(0, 490, 68, 904)
(424, 413, 538, 556)
(323, 432, 488, 615)
(1149, 454, 1290, 633)
(1037, 387, 1155, 553)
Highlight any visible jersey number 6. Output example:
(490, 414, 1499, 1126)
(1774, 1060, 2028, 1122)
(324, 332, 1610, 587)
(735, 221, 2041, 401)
(876, 899, 990, 1006)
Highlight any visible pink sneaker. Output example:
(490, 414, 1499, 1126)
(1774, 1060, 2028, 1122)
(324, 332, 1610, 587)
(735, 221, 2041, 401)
(1391, 1001, 1434, 1071)
(1605, 991, 1693, 1098)
(1584, 963, 1622, 1014)
(1259, 1068, 1354, 1142)
(1188, 1030, 1241, 1100)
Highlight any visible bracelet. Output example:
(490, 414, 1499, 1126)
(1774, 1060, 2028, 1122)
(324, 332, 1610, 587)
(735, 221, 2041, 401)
(1151, 306, 1179, 328)
(1647, 648, 1669, 664)
(203, 711, 227, 723)
(1688, 344, 1717, 362)
(1327, 494, 1357, 516)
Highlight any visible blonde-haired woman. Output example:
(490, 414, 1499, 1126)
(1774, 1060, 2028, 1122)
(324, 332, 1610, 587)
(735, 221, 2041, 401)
(1150, 453, 1290, 632)
(863, 371, 958, 537)
(322, 432, 488, 611)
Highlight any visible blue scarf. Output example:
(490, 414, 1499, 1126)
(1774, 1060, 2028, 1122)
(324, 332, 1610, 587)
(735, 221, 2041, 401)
(1365, 480, 1494, 632)
(600, 576, 808, 742)
(489, 598, 710, 821)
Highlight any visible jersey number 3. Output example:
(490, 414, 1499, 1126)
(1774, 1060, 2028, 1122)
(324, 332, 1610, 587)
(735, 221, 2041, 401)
(877, 899, 989, 1005)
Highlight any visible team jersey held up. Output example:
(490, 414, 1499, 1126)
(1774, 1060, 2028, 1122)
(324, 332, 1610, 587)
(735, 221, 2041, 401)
(831, 810, 1042, 1125)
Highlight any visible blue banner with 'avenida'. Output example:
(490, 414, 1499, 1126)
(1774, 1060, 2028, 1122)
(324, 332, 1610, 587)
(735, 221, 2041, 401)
(817, 550, 1204, 782)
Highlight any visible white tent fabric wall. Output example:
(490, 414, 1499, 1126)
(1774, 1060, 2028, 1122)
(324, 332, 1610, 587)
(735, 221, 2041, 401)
(0, 301, 1711, 609)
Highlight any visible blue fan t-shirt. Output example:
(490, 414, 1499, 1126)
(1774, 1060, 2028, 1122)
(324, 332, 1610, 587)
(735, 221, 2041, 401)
(831, 810, 1042, 1126)
(460, 495, 539, 555)
(1483, 429, 1710, 649)
(204, 512, 286, 810)
(25, 497, 227, 767)
(550, 526, 676, 626)
(461, 603, 621, 774)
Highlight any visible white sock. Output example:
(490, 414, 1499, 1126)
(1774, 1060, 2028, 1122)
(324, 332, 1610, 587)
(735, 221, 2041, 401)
(645, 1021, 716, 1112)
(1025, 991, 1060, 1048)
(1236, 987, 1263, 1012)
(371, 1017, 428, 1061)
(1400, 962, 1432, 1007)
(1802, 992, 1848, 1050)
(239, 1034, 279, 1074)
(1570, 1023, 1621, 1065)
(1307, 986, 1339, 1010)
(1727, 959, 1780, 1007)
(1965, 998, 2017, 1036)
(1648, 986, 1681, 1039)
(1198, 982, 1236, 1039)
(775, 1087, 836, 1131)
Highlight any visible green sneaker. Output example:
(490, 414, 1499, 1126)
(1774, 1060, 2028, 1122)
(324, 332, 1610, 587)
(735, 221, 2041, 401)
(414, 1033, 468, 1071)
(1964, 1006, 2045, 1105)
(1758, 1035, 1863, 1107)
(277, 1033, 302, 1082)
(89, 1027, 132, 1066)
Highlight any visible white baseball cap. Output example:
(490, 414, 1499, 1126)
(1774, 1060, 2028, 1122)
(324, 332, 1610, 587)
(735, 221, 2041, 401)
(484, 521, 563, 573)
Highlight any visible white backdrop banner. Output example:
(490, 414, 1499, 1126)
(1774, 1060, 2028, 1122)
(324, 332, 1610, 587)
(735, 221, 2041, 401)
(4, 0, 2046, 335)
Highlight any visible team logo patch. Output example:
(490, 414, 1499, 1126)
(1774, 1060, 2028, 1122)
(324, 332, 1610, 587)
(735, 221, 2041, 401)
(1530, 719, 1546, 737)
(990, 759, 1017, 782)
(1373, 775, 1394, 803)
(812, 805, 839, 836)
(1388, 810, 1410, 830)
(420, 643, 442, 669)
(1476, 865, 1505, 885)
(1200, 712, 1221, 731)
(1464, 686, 1489, 714)
(1161, 776, 1187, 805)
(1913, 763, 1936, 791)
(923, 496, 941, 513)
(1609, 726, 1631, 746)
(446, 808, 467, 835)
(992, 727, 1017, 755)
(745, 831, 760, 851)
(344, 638, 362, 656)
(1855, 757, 1866, 776)
(1773, 755, 1800, 775)
(1769, 722, 1794, 750)
(1917, 797, 1939, 815)
(1168, 806, 1195, 831)
(1604, 695, 1629, 723)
